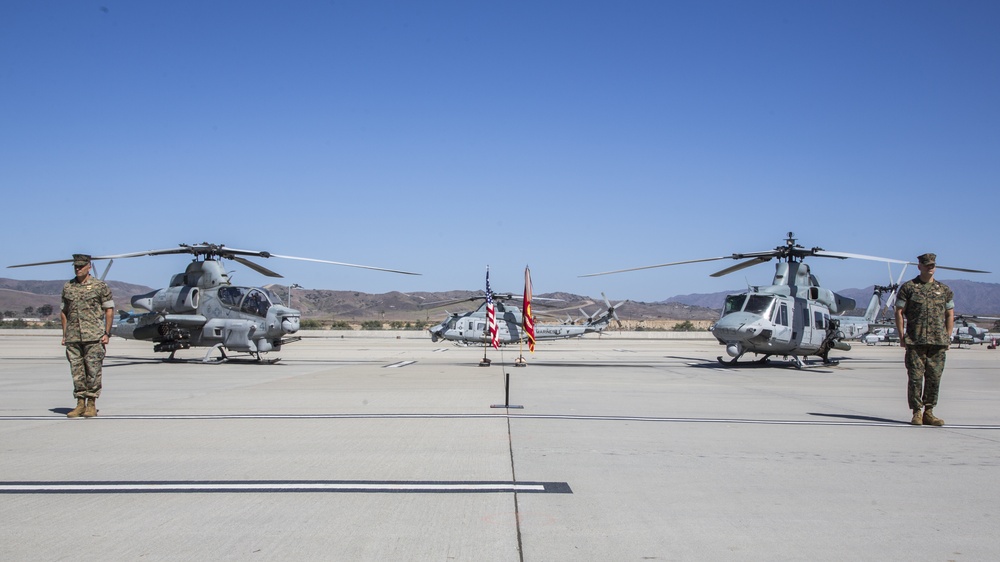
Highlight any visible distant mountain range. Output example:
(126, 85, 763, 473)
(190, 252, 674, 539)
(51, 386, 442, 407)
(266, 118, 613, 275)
(3, 278, 999, 321)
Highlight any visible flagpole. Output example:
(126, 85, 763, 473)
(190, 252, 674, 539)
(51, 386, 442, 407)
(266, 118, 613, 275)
(515, 330, 525, 366)
(480, 328, 491, 366)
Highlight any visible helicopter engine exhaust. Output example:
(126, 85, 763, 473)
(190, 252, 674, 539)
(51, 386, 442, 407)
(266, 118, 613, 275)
(132, 287, 200, 314)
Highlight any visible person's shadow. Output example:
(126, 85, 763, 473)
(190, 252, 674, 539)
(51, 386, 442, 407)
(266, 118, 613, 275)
(809, 412, 906, 424)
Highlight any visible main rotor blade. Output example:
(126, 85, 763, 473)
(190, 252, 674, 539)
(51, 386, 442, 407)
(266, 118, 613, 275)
(269, 254, 420, 275)
(7, 258, 74, 268)
(233, 257, 282, 278)
(813, 250, 909, 264)
(419, 294, 486, 309)
(710, 257, 771, 277)
(7, 247, 189, 268)
(580, 256, 733, 277)
(911, 263, 991, 274)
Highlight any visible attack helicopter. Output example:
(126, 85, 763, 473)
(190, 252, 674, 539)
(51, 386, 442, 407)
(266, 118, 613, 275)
(582, 233, 989, 368)
(425, 292, 626, 346)
(9, 243, 419, 362)
(861, 327, 899, 346)
(951, 316, 998, 348)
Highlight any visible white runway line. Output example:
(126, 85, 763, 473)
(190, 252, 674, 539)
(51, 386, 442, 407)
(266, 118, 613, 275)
(383, 360, 417, 368)
(0, 480, 573, 494)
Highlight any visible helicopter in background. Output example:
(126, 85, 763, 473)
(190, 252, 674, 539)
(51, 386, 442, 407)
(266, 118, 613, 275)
(583, 233, 989, 368)
(426, 292, 626, 346)
(861, 327, 900, 346)
(9, 243, 419, 362)
(831, 282, 901, 341)
(951, 315, 998, 348)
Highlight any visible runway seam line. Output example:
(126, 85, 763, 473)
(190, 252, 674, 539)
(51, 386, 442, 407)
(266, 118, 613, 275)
(5, 414, 999, 429)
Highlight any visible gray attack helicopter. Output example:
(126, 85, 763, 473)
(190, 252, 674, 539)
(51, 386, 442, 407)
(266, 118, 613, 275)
(582, 233, 990, 368)
(426, 292, 626, 346)
(951, 316, 999, 348)
(9, 243, 419, 363)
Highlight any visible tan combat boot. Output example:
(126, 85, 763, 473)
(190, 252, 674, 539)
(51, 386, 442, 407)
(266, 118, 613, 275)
(923, 409, 944, 426)
(67, 398, 86, 418)
(82, 398, 97, 418)
(910, 409, 923, 425)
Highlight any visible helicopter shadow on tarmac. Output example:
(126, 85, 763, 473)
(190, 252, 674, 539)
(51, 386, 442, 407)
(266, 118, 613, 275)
(665, 355, 839, 373)
(525, 361, 671, 370)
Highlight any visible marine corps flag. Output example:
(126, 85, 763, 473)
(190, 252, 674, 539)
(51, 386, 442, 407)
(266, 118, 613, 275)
(522, 266, 535, 352)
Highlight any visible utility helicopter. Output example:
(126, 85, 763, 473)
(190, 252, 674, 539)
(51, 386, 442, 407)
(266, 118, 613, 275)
(582, 233, 989, 368)
(9, 243, 419, 362)
(425, 292, 626, 346)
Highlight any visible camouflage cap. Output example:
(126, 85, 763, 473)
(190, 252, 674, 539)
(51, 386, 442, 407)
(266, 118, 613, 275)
(72, 254, 92, 266)
(917, 253, 936, 266)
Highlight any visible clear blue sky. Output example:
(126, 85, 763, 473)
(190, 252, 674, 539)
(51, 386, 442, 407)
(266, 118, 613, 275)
(3, 1, 998, 302)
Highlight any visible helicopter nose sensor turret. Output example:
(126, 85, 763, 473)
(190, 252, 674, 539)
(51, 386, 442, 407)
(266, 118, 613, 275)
(265, 305, 300, 336)
(281, 314, 300, 334)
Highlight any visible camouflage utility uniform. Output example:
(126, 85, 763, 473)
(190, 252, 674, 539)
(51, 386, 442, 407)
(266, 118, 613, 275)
(62, 276, 114, 400)
(896, 276, 953, 412)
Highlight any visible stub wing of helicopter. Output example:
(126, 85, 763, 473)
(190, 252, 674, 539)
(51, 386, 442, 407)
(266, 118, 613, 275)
(11, 243, 420, 363)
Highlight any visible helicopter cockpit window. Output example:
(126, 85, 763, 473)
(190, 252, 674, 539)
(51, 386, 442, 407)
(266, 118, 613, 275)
(240, 289, 272, 317)
(775, 303, 789, 327)
(262, 287, 283, 307)
(722, 295, 747, 316)
(219, 286, 248, 307)
(744, 295, 775, 317)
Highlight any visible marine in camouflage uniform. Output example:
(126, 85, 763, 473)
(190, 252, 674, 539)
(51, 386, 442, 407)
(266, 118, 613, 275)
(61, 254, 115, 418)
(894, 253, 954, 426)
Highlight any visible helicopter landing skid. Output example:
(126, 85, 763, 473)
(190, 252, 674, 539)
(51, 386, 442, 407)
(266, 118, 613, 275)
(197, 344, 281, 364)
(718, 354, 824, 369)
(200, 344, 229, 363)
(717, 353, 771, 366)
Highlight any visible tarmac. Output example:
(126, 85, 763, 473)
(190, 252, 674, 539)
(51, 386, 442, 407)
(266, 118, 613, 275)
(1, 329, 999, 561)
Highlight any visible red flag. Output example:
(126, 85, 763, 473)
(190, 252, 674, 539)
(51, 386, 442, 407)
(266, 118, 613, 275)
(486, 268, 499, 349)
(523, 266, 535, 352)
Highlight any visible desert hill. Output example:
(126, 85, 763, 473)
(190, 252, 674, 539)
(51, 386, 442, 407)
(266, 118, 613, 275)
(4, 278, 999, 327)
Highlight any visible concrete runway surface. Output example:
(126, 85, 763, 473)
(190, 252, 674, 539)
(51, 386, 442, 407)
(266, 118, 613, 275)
(2, 330, 999, 561)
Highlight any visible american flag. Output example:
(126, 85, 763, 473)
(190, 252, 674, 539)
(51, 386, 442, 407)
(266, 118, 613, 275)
(486, 268, 499, 349)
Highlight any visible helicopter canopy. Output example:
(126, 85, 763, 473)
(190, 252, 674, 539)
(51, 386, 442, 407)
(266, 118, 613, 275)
(218, 286, 283, 318)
